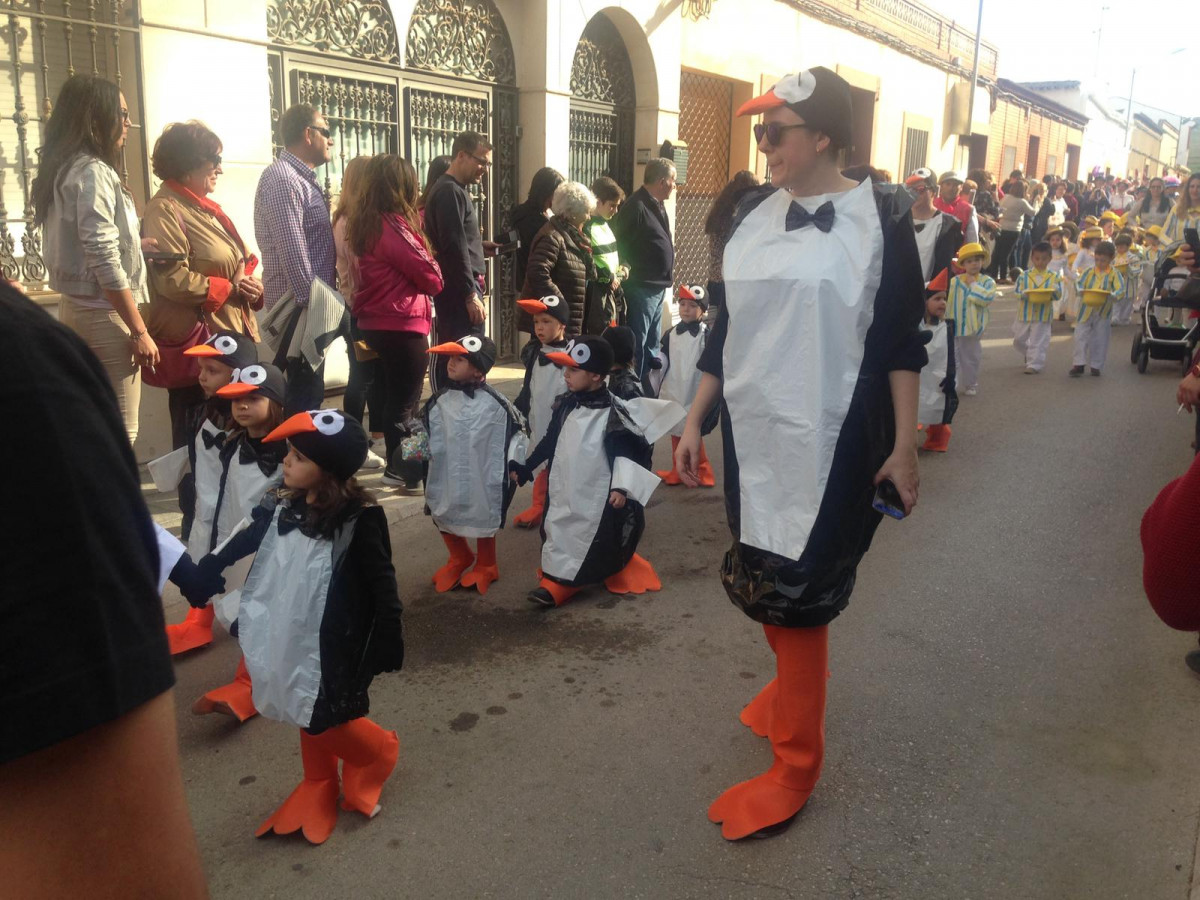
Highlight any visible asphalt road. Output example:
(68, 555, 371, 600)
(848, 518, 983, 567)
(165, 293, 1200, 899)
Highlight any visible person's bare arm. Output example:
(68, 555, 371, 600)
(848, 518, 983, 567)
(0, 691, 207, 900)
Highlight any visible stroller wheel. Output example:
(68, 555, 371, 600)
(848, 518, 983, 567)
(1137, 348, 1150, 374)
(1130, 332, 1143, 365)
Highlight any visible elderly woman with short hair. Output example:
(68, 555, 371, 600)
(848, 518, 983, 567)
(519, 181, 598, 336)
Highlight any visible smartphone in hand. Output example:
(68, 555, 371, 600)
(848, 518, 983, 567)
(872, 479, 907, 520)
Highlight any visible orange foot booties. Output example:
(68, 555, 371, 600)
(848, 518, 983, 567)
(460, 537, 499, 595)
(256, 731, 339, 844)
(527, 578, 580, 608)
(604, 554, 662, 595)
(191, 655, 258, 721)
(166, 605, 215, 656)
(739, 677, 777, 738)
(513, 470, 549, 528)
(316, 717, 401, 818)
(432, 533, 474, 592)
(696, 439, 716, 488)
(656, 436, 684, 485)
(921, 424, 952, 452)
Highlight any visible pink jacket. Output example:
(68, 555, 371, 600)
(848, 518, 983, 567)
(352, 213, 443, 334)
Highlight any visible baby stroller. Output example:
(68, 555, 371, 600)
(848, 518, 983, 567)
(1131, 243, 1200, 375)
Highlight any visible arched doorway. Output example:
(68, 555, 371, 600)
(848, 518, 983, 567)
(568, 14, 636, 195)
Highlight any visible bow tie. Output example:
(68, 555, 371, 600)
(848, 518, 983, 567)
(536, 347, 566, 366)
(448, 380, 478, 398)
(239, 440, 280, 477)
(913, 222, 927, 233)
(200, 428, 226, 451)
(785, 200, 835, 233)
(277, 503, 319, 538)
(674, 321, 702, 337)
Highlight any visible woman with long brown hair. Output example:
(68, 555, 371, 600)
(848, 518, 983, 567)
(345, 154, 443, 492)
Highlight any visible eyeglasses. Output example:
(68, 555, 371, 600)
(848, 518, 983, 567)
(119, 108, 130, 123)
(308, 125, 331, 139)
(209, 153, 222, 167)
(753, 121, 814, 147)
(471, 154, 492, 168)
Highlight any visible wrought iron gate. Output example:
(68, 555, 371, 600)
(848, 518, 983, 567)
(675, 71, 733, 289)
(1, 0, 145, 287)
(568, 14, 635, 195)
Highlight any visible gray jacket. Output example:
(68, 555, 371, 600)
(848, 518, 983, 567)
(43, 153, 147, 303)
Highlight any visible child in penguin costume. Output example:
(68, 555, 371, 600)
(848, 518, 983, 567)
(192, 409, 404, 844)
(512, 295, 571, 528)
(917, 269, 958, 452)
(186, 362, 288, 721)
(423, 334, 528, 594)
(151, 330, 259, 655)
(650, 284, 718, 486)
(509, 335, 685, 607)
(602, 325, 643, 402)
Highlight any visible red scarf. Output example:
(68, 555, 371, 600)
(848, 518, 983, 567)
(165, 180, 258, 275)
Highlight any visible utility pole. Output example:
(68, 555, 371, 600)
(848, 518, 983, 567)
(1124, 68, 1136, 149)
(965, 0, 983, 144)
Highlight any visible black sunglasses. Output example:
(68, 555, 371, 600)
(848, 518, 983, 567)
(209, 153, 222, 167)
(308, 124, 331, 139)
(753, 121, 814, 147)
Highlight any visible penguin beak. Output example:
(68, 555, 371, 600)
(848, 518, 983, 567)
(679, 286, 696, 302)
(427, 342, 468, 356)
(516, 299, 548, 315)
(184, 344, 223, 357)
(216, 382, 258, 398)
(544, 351, 577, 367)
(264, 412, 319, 443)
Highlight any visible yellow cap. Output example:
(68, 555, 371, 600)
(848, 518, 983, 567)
(1082, 227, 1104, 239)
(1147, 225, 1165, 241)
(954, 242, 989, 265)
(1084, 215, 1099, 225)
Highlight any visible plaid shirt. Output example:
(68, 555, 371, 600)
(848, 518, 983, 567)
(253, 150, 336, 309)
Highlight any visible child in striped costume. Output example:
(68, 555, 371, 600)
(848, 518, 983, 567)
(1011, 242, 1062, 373)
(946, 242, 996, 396)
(1111, 232, 1142, 326)
(1070, 241, 1124, 377)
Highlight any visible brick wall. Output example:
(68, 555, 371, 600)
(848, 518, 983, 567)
(986, 96, 1084, 181)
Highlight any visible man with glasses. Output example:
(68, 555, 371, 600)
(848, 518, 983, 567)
(424, 130, 496, 390)
(611, 157, 676, 381)
(253, 103, 337, 412)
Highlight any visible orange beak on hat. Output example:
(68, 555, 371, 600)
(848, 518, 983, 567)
(427, 341, 468, 356)
(264, 411, 318, 443)
(184, 344, 224, 357)
(679, 285, 699, 302)
(544, 351, 578, 368)
(216, 381, 260, 398)
(517, 298, 549, 315)
(736, 88, 786, 118)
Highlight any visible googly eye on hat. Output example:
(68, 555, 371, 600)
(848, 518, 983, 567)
(516, 293, 571, 326)
(569, 340, 592, 365)
(265, 409, 369, 480)
(772, 70, 817, 105)
(544, 334, 614, 375)
(426, 333, 497, 374)
(679, 284, 709, 309)
(215, 361, 286, 403)
(736, 66, 853, 150)
(183, 329, 259, 369)
(461, 335, 483, 353)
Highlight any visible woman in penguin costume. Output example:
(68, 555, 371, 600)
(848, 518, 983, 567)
(675, 66, 927, 841)
(510, 335, 685, 607)
(512, 294, 572, 528)
(423, 334, 528, 594)
(151, 330, 259, 655)
(192, 409, 404, 844)
(186, 362, 288, 721)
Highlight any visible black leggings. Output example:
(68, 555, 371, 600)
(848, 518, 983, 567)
(988, 230, 1020, 281)
(343, 319, 385, 433)
(360, 329, 428, 464)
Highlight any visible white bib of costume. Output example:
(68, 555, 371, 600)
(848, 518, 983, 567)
(912, 214, 941, 280)
(528, 355, 568, 452)
(426, 389, 527, 538)
(212, 450, 284, 628)
(721, 178, 883, 560)
(658, 326, 706, 437)
(543, 406, 612, 582)
(918, 321, 948, 425)
(187, 420, 228, 558)
(239, 507, 333, 729)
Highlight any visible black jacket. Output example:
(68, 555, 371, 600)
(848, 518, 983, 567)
(424, 174, 485, 312)
(611, 186, 673, 289)
(509, 200, 549, 290)
(520, 216, 595, 335)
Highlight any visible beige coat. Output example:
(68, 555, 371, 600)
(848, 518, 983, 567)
(141, 184, 260, 343)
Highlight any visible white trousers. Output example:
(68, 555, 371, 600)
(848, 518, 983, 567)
(1072, 316, 1111, 370)
(957, 335, 982, 389)
(1112, 295, 1133, 325)
(1012, 320, 1052, 370)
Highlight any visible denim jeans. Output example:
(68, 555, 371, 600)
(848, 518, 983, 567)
(624, 282, 667, 381)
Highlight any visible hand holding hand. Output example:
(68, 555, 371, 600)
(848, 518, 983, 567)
(509, 461, 533, 486)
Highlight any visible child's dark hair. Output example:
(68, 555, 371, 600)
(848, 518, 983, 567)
(1114, 233, 1132, 247)
(228, 399, 286, 439)
(590, 176, 625, 205)
(280, 474, 376, 538)
(1095, 240, 1116, 258)
(1031, 241, 1052, 256)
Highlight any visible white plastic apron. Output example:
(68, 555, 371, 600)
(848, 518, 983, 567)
(721, 179, 883, 560)
(542, 406, 613, 582)
(212, 453, 284, 628)
(918, 321, 948, 426)
(657, 327, 706, 437)
(528, 356, 567, 452)
(186, 420, 227, 558)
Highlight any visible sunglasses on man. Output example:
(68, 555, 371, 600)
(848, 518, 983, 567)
(753, 121, 816, 147)
(307, 124, 332, 139)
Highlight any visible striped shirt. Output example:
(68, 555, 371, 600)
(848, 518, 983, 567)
(1076, 267, 1124, 324)
(253, 150, 336, 310)
(1015, 268, 1062, 323)
(584, 215, 622, 282)
(1163, 206, 1200, 244)
(947, 273, 996, 337)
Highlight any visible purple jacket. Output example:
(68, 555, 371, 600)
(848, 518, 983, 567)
(352, 213, 443, 334)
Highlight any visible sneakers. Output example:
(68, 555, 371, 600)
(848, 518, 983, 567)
(381, 468, 423, 494)
(526, 587, 556, 608)
(1023, 366, 1037, 374)
(964, 386, 978, 396)
(361, 449, 386, 470)
(1090, 367, 1101, 376)
(1069, 366, 1085, 377)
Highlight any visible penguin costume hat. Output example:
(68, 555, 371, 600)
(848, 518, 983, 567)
(152, 329, 261, 656)
(423, 336, 529, 594)
(512, 336, 686, 607)
(602, 325, 645, 403)
(194, 409, 403, 844)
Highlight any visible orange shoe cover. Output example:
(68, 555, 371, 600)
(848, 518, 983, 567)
(538, 577, 580, 607)
(709, 624, 828, 840)
(432, 533, 474, 592)
(739, 678, 777, 738)
(460, 537, 499, 595)
(604, 553, 662, 595)
(191, 655, 258, 721)
(696, 439, 716, 488)
(921, 424, 951, 452)
(166, 604, 215, 656)
(656, 436, 683, 485)
(315, 717, 400, 818)
(256, 731, 339, 844)
(513, 469, 548, 527)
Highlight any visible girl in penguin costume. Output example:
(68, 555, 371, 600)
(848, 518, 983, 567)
(512, 294, 572, 528)
(650, 283, 719, 486)
(185, 362, 288, 721)
(151, 330, 259, 655)
(675, 66, 926, 841)
(192, 409, 404, 844)
(423, 334, 528, 594)
(509, 335, 685, 608)
(917, 269, 958, 452)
